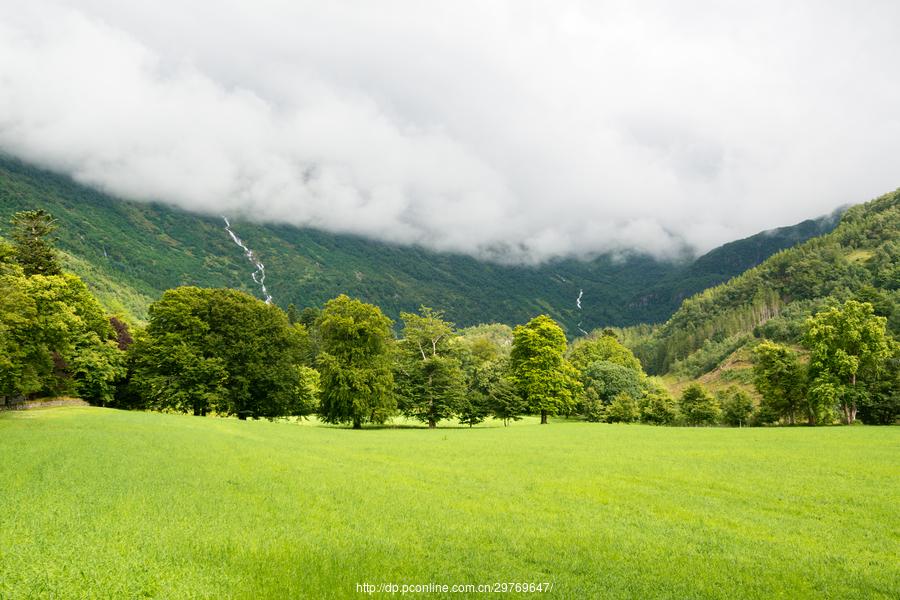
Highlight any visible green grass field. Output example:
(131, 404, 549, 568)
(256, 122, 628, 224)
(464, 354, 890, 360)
(1, 408, 897, 599)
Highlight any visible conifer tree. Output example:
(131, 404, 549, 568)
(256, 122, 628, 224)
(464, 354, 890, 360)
(10, 210, 62, 277)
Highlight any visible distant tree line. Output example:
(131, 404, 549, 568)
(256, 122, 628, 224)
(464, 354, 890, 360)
(1, 210, 897, 426)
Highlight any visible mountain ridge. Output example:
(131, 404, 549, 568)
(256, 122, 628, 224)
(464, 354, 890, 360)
(0, 156, 839, 331)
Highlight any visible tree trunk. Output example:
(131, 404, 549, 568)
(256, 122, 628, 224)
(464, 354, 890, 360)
(193, 406, 201, 416)
(841, 403, 852, 425)
(428, 418, 436, 429)
(352, 417, 362, 430)
(540, 410, 548, 424)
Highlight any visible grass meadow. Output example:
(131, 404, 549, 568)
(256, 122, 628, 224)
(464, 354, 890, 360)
(0, 407, 897, 598)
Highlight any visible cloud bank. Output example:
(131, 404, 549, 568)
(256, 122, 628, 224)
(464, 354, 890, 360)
(1, 1, 898, 262)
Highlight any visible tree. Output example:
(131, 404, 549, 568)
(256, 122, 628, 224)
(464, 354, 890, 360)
(509, 315, 581, 424)
(316, 295, 395, 429)
(487, 376, 527, 426)
(580, 388, 607, 422)
(0, 239, 20, 276)
(0, 249, 125, 405)
(454, 324, 515, 426)
(25, 274, 124, 404)
(455, 323, 513, 364)
(131, 339, 228, 416)
(606, 392, 639, 423)
(569, 332, 643, 373)
(395, 307, 466, 428)
(0, 270, 42, 403)
(717, 386, 754, 427)
(292, 366, 322, 417)
(580, 360, 644, 415)
(679, 383, 720, 426)
(457, 392, 490, 427)
(752, 341, 808, 425)
(131, 287, 309, 418)
(639, 380, 678, 425)
(286, 303, 299, 324)
(804, 300, 891, 424)
(10, 210, 62, 277)
(109, 316, 134, 351)
(857, 341, 900, 424)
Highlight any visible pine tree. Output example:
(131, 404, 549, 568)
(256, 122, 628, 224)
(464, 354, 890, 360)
(10, 210, 62, 277)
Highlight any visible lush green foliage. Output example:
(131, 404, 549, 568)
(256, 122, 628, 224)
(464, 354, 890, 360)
(638, 386, 679, 425)
(1, 407, 897, 598)
(606, 392, 640, 423)
(510, 315, 581, 423)
(580, 361, 644, 421)
(129, 287, 311, 418)
(0, 264, 122, 405)
(569, 332, 643, 373)
(626, 190, 899, 375)
(395, 307, 467, 427)
(679, 383, 720, 426)
(316, 295, 396, 429)
(717, 386, 754, 427)
(748, 301, 897, 425)
(804, 299, 891, 424)
(9, 209, 62, 276)
(752, 341, 810, 425)
(3, 197, 895, 427)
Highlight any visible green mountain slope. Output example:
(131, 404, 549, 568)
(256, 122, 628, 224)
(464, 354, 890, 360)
(628, 189, 900, 375)
(0, 156, 837, 329)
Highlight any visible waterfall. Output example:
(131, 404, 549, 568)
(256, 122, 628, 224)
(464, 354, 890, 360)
(576, 288, 588, 336)
(223, 217, 273, 304)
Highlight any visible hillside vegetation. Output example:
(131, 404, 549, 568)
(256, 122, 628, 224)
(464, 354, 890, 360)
(624, 188, 900, 378)
(0, 156, 836, 328)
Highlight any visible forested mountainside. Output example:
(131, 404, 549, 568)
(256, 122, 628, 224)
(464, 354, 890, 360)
(623, 189, 900, 375)
(0, 156, 837, 330)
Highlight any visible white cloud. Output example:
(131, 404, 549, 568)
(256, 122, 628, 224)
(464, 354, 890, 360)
(1, 0, 898, 262)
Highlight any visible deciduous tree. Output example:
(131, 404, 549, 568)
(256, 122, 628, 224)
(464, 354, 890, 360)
(717, 386, 754, 427)
(752, 341, 807, 425)
(679, 383, 720, 426)
(131, 287, 309, 418)
(395, 307, 466, 428)
(639, 380, 678, 425)
(804, 300, 891, 424)
(317, 295, 395, 429)
(510, 315, 581, 424)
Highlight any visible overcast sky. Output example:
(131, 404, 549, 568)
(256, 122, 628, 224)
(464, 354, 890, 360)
(1, 1, 898, 262)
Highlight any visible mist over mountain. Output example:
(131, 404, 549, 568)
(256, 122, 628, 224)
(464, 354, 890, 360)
(2, 1, 897, 262)
(0, 157, 839, 331)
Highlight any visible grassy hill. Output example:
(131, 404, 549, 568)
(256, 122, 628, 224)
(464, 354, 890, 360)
(0, 156, 836, 329)
(1, 406, 897, 599)
(626, 188, 900, 377)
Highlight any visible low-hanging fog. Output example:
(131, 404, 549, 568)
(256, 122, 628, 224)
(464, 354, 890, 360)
(1, 0, 898, 262)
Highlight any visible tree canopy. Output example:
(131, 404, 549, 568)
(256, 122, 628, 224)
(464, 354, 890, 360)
(804, 300, 891, 424)
(679, 383, 720, 426)
(131, 287, 310, 418)
(509, 315, 581, 424)
(10, 209, 62, 277)
(395, 307, 466, 428)
(316, 295, 396, 429)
